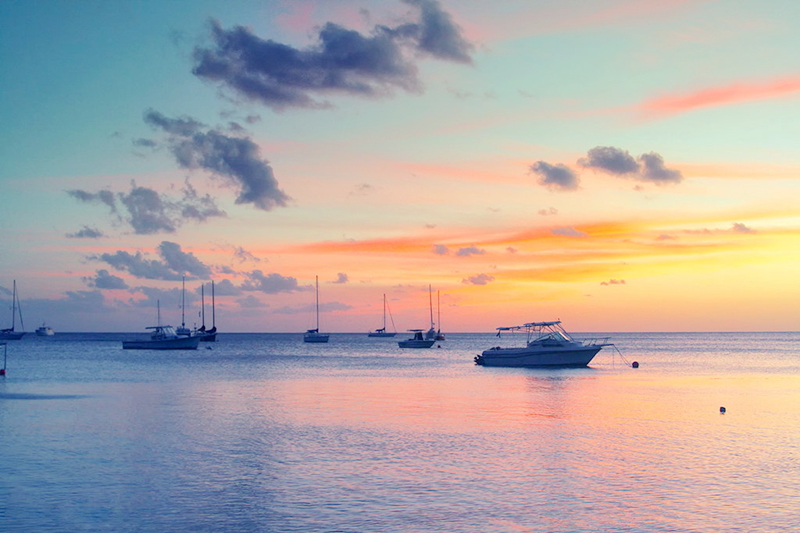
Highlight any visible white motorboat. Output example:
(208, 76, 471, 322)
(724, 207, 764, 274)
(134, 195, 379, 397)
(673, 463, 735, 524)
(122, 300, 201, 350)
(123, 325, 201, 350)
(475, 321, 610, 367)
(398, 329, 436, 349)
(35, 323, 54, 336)
(304, 276, 329, 343)
(368, 294, 396, 337)
(1, 280, 25, 340)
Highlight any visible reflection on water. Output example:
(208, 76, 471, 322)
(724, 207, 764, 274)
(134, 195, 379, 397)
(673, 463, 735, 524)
(1, 332, 799, 532)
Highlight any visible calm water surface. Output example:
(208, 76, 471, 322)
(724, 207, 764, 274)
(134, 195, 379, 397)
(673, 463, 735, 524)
(1, 332, 799, 532)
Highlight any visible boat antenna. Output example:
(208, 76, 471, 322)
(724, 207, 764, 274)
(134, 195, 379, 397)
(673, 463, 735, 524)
(429, 284, 434, 329)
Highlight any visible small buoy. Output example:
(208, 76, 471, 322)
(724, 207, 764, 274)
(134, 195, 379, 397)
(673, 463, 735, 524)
(631, 361, 639, 368)
(720, 406, 726, 414)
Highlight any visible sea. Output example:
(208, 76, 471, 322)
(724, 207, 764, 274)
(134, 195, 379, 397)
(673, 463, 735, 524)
(1, 331, 799, 532)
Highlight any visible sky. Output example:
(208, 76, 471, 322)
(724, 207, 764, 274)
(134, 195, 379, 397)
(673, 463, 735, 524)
(2, 0, 800, 333)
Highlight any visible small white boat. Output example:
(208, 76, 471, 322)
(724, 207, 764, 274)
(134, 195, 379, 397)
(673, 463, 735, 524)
(304, 276, 329, 343)
(35, 323, 54, 336)
(475, 321, 610, 368)
(398, 329, 436, 349)
(368, 294, 396, 337)
(123, 325, 201, 350)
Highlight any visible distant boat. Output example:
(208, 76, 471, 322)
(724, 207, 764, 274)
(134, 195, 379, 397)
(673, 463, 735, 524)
(1, 280, 25, 341)
(474, 320, 610, 368)
(35, 323, 54, 336)
(368, 294, 396, 337)
(398, 329, 436, 349)
(195, 281, 217, 342)
(304, 276, 329, 343)
(122, 301, 200, 350)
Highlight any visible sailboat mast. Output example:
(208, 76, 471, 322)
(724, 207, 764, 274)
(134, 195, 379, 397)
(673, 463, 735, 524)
(315, 275, 320, 329)
(181, 276, 186, 328)
(11, 280, 16, 330)
(382, 294, 387, 329)
(437, 290, 441, 334)
(201, 283, 206, 328)
(211, 280, 215, 329)
(429, 284, 434, 328)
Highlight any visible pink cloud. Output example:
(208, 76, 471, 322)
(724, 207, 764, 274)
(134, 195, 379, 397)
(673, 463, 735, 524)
(637, 76, 800, 119)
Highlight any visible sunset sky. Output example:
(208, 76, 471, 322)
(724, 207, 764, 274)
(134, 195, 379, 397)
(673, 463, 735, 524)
(2, 0, 800, 333)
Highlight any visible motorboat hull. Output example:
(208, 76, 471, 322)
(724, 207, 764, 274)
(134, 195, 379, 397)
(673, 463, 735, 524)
(476, 345, 602, 367)
(122, 336, 201, 350)
(398, 339, 436, 348)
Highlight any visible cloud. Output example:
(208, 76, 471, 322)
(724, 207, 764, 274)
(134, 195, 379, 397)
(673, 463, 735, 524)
(233, 246, 262, 263)
(432, 244, 450, 255)
(538, 207, 558, 216)
(552, 227, 587, 237)
(530, 161, 579, 191)
(237, 295, 267, 308)
(578, 146, 639, 175)
(332, 273, 349, 284)
(462, 273, 495, 285)
(211, 278, 242, 296)
(240, 270, 309, 293)
(600, 279, 626, 286)
(456, 245, 486, 257)
(83, 269, 129, 290)
(67, 180, 226, 235)
(129, 286, 199, 308)
(94, 241, 211, 281)
(66, 225, 105, 239)
(636, 76, 800, 120)
(191, 0, 473, 110)
(732, 222, 755, 234)
(578, 146, 683, 185)
(143, 110, 291, 211)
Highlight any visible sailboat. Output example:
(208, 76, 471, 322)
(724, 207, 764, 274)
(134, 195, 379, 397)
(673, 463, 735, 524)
(176, 276, 192, 337)
(435, 290, 445, 341)
(368, 294, 397, 337)
(424, 285, 436, 341)
(196, 281, 217, 342)
(1, 280, 25, 340)
(304, 276, 329, 343)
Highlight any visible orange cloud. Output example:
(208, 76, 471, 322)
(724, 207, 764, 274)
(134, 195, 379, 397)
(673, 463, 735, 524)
(637, 76, 800, 119)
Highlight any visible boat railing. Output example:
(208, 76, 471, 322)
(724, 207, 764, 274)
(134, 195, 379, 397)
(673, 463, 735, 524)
(577, 336, 612, 346)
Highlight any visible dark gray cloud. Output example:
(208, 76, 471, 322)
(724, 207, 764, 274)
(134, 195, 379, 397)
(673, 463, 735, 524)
(66, 225, 105, 239)
(94, 241, 211, 281)
(211, 278, 242, 296)
(67, 180, 226, 235)
(432, 244, 449, 255)
(530, 161, 579, 191)
(83, 269, 129, 290)
(578, 146, 639, 175)
(191, 0, 472, 110)
(462, 273, 494, 285)
(240, 270, 309, 294)
(639, 152, 683, 184)
(144, 110, 291, 211)
(237, 295, 267, 308)
(600, 279, 626, 286)
(157, 241, 212, 278)
(456, 245, 485, 257)
(332, 273, 349, 284)
(578, 146, 683, 184)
